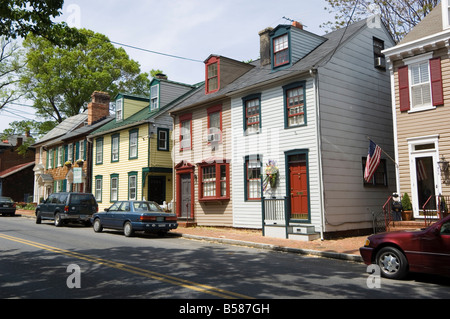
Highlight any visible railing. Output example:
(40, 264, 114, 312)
(381, 196, 393, 232)
(422, 195, 449, 227)
(261, 196, 289, 238)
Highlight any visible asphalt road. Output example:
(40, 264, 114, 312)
(1, 216, 449, 302)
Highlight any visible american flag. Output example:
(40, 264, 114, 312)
(364, 140, 382, 182)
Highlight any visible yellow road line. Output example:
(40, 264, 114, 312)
(0, 233, 252, 299)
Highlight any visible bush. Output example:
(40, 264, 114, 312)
(401, 193, 412, 211)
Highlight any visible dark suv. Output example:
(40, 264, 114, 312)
(36, 192, 98, 227)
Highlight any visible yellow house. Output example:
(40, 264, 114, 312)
(89, 75, 199, 211)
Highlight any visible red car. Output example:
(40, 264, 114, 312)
(360, 215, 450, 279)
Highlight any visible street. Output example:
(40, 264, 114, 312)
(1, 216, 449, 303)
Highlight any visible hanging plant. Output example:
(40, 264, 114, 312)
(263, 160, 279, 191)
(64, 160, 72, 168)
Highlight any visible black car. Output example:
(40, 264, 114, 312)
(92, 200, 178, 237)
(36, 192, 98, 227)
(0, 197, 16, 216)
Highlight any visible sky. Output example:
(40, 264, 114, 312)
(0, 0, 335, 134)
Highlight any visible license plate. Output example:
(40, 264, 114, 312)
(80, 215, 86, 219)
(157, 217, 164, 222)
(3, 205, 8, 207)
(158, 224, 166, 227)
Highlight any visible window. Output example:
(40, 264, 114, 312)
(110, 174, 118, 202)
(116, 98, 123, 122)
(198, 161, 230, 201)
(95, 176, 102, 202)
(179, 113, 192, 150)
(283, 82, 306, 128)
(362, 158, 387, 186)
(67, 144, 73, 163)
(57, 146, 63, 167)
(157, 128, 169, 151)
(129, 129, 138, 159)
(47, 148, 53, 169)
(443, 0, 450, 29)
(128, 172, 137, 200)
(243, 94, 261, 134)
(245, 156, 262, 200)
(111, 134, 119, 162)
(150, 84, 159, 111)
(96, 138, 103, 164)
(399, 54, 443, 112)
(273, 34, 289, 67)
(205, 56, 220, 94)
(373, 37, 385, 70)
(207, 105, 222, 144)
(79, 140, 85, 161)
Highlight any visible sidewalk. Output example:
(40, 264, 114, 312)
(16, 209, 365, 262)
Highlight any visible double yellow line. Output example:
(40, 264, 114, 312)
(0, 233, 252, 299)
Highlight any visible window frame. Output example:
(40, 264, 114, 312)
(111, 134, 120, 163)
(150, 84, 159, 111)
(129, 129, 138, 159)
(373, 37, 386, 70)
(205, 57, 220, 94)
(242, 93, 261, 135)
(244, 155, 262, 201)
(128, 171, 138, 200)
(95, 175, 102, 202)
(95, 137, 103, 165)
(207, 105, 222, 144)
(179, 113, 192, 151)
(157, 128, 170, 151)
(362, 158, 388, 187)
(116, 98, 123, 122)
(110, 174, 119, 202)
(198, 161, 230, 202)
(283, 81, 307, 129)
(273, 33, 290, 67)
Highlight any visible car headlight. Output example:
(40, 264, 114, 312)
(364, 238, 370, 247)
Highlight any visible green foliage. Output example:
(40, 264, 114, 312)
(20, 29, 150, 123)
(401, 193, 412, 211)
(0, 0, 86, 46)
(0, 37, 25, 109)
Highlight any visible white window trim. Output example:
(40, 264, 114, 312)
(116, 98, 123, 122)
(150, 84, 159, 111)
(443, 0, 450, 30)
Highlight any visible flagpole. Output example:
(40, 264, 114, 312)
(367, 136, 398, 168)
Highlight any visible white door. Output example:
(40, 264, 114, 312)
(408, 136, 442, 217)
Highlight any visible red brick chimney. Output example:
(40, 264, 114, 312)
(88, 91, 110, 125)
(292, 21, 303, 30)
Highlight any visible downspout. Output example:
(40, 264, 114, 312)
(310, 68, 325, 241)
(387, 57, 401, 196)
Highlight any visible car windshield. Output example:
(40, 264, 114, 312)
(133, 202, 163, 212)
(0, 197, 13, 203)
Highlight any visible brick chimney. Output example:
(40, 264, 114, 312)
(258, 27, 273, 67)
(292, 21, 303, 30)
(88, 91, 110, 125)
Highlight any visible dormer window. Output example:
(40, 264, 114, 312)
(205, 56, 220, 94)
(150, 84, 159, 111)
(273, 34, 289, 67)
(116, 98, 123, 122)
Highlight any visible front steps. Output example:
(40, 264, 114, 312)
(264, 223, 320, 241)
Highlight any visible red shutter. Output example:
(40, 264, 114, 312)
(398, 65, 410, 112)
(430, 57, 444, 106)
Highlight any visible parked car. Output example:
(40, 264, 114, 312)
(91, 200, 178, 237)
(360, 215, 450, 279)
(35, 192, 98, 227)
(0, 196, 16, 216)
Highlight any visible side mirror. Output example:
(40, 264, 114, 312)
(104, 208, 109, 212)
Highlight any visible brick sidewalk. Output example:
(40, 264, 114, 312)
(16, 209, 366, 261)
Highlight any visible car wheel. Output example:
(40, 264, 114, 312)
(93, 218, 103, 233)
(36, 211, 42, 224)
(375, 246, 408, 280)
(54, 213, 64, 227)
(123, 221, 134, 237)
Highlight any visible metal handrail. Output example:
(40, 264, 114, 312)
(382, 196, 392, 231)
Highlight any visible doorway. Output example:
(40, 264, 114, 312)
(286, 150, 310, 222)
(148, 176, 166, 204)
(180, 174, 191, 218)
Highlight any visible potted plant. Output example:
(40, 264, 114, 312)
(64, 160, 72, 168)
(401, 193, 413, 221)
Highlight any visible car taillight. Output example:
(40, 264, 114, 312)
(64, 206, 69, 212)
(140, 216, 157, 222)
(12, 203, 16, 208)
(166, 216, 177, 221)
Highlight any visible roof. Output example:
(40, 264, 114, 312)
(0, 161, 34, 179)
(34, 113, 88, 146)
(170, 18, 370, 113)
(398, 2, 443, 46)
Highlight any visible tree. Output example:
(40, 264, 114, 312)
(321, 0, 440, 43)
(0, 0, 85, 46)
(0, 37, 25, 110)
(20, 29, 151, 123)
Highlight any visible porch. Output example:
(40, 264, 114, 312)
(262, 196, 320, 241)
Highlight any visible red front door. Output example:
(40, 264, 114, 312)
(289, 155, 309, 220)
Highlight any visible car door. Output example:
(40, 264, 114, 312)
(420, 219, 450, 275)
(42, 194, 58, 218)
(103, 202, 121, 228)
(114, 201, 130, 228)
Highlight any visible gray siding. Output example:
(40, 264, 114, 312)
(318, 24, 396, 233)
(291, 28, 326, 62)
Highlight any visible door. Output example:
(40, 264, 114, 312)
(289, 154, 309, 221)
(148, 176, 166, 204)
(180, 174, 191, 219)
(415, 156, 437, 213)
